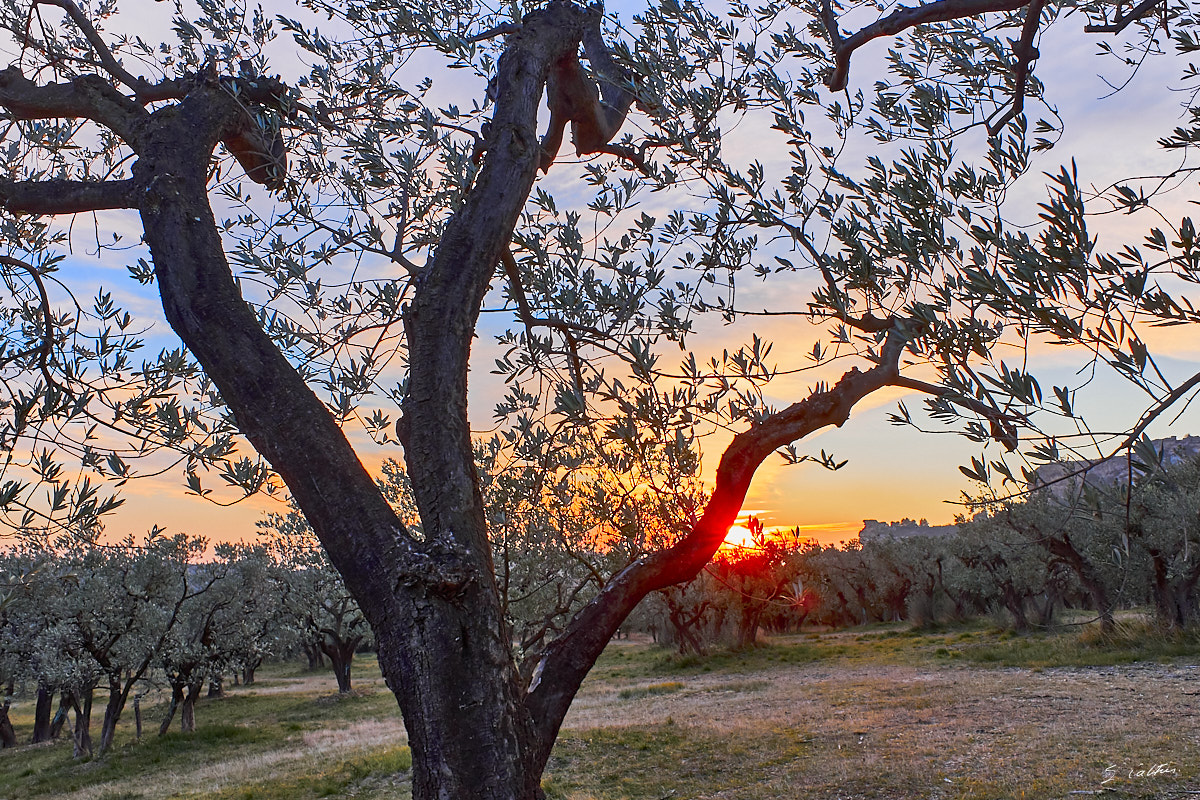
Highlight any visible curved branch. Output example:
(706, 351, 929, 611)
(0, 253, 55, 385)
(524, 336, 906, 762)
(1084, 0, 1168, 34)
(824, 0, 1031, 92)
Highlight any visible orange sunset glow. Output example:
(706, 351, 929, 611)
(721, 523, 756, 551)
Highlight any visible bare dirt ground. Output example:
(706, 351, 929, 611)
(557, 654, 1199, 798)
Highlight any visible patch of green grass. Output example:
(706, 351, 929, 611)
(958, 620, 1200, 667)
(544, 723, 815, 800)
(705, 679, 770, 693)
(202, 746, 413, 800)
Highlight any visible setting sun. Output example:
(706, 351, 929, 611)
(721, 523, 755, 551)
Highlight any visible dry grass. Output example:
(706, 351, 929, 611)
(548, 638, 1200, 799)
(3, 629, 1197, 799)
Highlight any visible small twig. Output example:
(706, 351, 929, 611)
(467, 22, 521, 43)
(34, 0, 149, 96)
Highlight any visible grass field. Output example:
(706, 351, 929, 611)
(2, 620, 1198, 799)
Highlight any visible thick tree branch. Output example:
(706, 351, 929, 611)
(0, 177, 134, 215)
(0, 66, 147, 148)
(825, 0, 1168, 131)
(468, 22, 521, 43)
(824, 0, 1031, 93)
(536, 5, 638, 170)
(1084, 0, 1168, 33)
(34, 0, 150, 96)
(404, 0, 589, 558)
(985, 0, 1046, 136)
(579, 14, 636, 133)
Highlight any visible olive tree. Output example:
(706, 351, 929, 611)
(949, 513, 1069, 630)
(156, 545, 278, 733)
(0, 0, 1197, 795)
(1123, 451, 1200, 628)
(258, 507, 371, 694)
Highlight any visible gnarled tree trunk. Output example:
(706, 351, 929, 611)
(319, 636, 361, 694)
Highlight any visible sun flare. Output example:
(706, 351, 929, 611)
(721, 523, 756, 551)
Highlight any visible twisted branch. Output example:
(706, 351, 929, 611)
(0, 254, 56, 386)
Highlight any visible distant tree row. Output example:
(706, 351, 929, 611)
(0, 442, 698, 760)
(629, 443, 1200, 652)
(0, 516, 369, 758)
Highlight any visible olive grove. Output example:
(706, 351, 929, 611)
(0, 0, 1198, 796)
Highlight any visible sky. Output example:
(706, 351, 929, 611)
(18, 1, 1200, 548)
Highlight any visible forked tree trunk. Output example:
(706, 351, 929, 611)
(181, 681, 202, 733)
(303, 643, 324, 671)
(1002, 584, 1030, 633)
(98, 678, 125, 755)
(73, 690, 93, 758)
(49, 693, 70, 739)
(1045, 536, 1113, 632)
